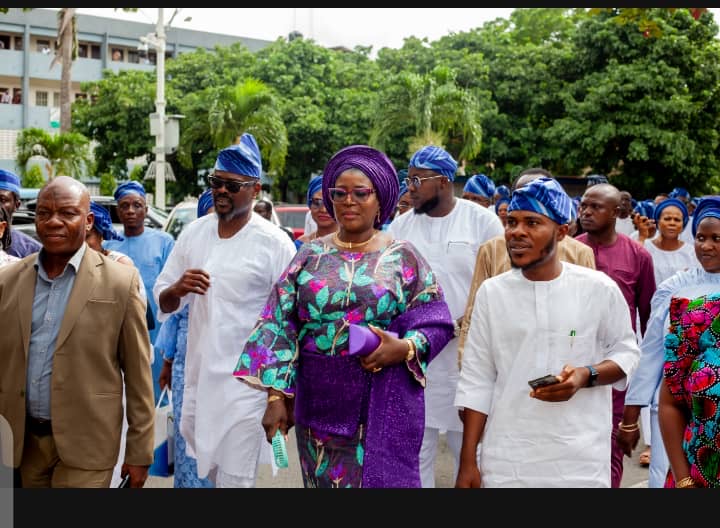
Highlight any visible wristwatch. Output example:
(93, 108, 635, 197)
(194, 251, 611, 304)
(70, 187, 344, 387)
(584, 365, 599, 387)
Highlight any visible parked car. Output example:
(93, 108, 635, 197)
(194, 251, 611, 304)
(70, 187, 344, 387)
(25, 195, 168, 234)
(275, 204, 309, 240)
(11, 209, 40, 242)
(163, 197, 281, 240)
(19, 188, 40, 208)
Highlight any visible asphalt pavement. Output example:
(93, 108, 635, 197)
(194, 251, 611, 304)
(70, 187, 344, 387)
(146, 432, 650, 488)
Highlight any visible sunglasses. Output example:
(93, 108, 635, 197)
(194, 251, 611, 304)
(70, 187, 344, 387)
(404, 174, 446, 188)
(328, 188, 375, 203)
(208, 175, 256, 193)
(309, 198, 325, 209)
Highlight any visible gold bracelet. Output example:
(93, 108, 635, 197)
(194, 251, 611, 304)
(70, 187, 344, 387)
(405, 338, 416, 362)
(267, 394, 285, 404)
(618, 420, 640, 432)
(675, 476, 696, 488)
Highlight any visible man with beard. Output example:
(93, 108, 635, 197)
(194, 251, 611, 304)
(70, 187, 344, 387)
(387, 145, 503, 488)
(455, 177, 640, 487)
(457, 169, 595, 368)
(154, 133, 296, 487)
(576, 183, 656, 488)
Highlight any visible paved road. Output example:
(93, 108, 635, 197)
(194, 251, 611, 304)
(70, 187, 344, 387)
(146, 432, 650, 488)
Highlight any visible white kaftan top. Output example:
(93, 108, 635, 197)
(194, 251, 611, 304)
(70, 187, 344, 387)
(455, 263, 640, 487)
(153, 212, 296, 480)
(387, 198, 504, 432)
(615, 216, 635, 237)
(643, 239, 698, 287)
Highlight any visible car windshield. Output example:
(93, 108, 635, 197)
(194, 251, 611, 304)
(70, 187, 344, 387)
(165, 206, 197, 240)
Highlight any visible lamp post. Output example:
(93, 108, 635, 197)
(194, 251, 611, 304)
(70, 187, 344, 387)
(140, 8, 167, 210)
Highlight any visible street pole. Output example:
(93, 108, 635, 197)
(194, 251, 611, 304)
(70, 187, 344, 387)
(154, 7, 166, 211)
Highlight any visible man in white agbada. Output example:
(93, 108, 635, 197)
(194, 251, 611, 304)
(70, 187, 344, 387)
(454, 176, 640, 488)
(387, 145, 504, 487)
(154, 134, 296, 487)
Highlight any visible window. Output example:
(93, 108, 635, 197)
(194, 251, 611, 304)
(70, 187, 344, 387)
(35, 91, 48, 107)
(14, 36, 23, 51)
(36, 39, 51, 53)
(90, 45, 100, 59)
(78, 43, 88, 58)
(0, 36, 9, 50)
(128, 50, 140, 64)
(53, 92, 60, 107)
(74, 93, 87, 101)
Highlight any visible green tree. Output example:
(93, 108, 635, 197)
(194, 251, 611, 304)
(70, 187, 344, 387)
(22, 165, 45, 188)
(369, 65, 484, 165)
(16, 127, 92, 180)
(99, 172, 116, 195)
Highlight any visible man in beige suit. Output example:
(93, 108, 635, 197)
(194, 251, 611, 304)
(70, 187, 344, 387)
(0, 176, 155, 488)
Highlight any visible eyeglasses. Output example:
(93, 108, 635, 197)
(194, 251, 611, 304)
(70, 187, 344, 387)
(309, 198, 325, 209)
(207, 175, 256, 193)
(328, 188, 375, 203)
(404, 174, 446, 188)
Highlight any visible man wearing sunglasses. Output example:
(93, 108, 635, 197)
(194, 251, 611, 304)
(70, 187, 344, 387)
(154, 133, 296, 488)
(387, 145, 504, 488)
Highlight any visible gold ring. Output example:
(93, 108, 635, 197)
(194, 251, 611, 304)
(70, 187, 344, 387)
(372, 367, 382, 373)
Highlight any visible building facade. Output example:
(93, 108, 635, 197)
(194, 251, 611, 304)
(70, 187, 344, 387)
(0, 8, 271, 173)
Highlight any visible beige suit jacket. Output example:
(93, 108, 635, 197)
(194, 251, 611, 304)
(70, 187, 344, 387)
(457, 235, 596, 366)
(0, 246, 155, 470)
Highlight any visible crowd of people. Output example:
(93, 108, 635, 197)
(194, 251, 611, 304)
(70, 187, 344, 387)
(0, 138, 718, 489)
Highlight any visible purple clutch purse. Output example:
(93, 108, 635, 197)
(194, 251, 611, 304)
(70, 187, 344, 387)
(348, 324, 398, 356)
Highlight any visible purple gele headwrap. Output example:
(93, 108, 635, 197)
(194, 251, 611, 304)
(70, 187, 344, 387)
(306, 175, 323, 207)
(408, 145, 457, 181)
(214, 133, 262, 179)
(322, 145, 398, 229)
(464, 173, 495, 198)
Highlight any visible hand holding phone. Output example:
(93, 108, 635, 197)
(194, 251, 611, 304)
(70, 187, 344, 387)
(528, 374, 561, 390)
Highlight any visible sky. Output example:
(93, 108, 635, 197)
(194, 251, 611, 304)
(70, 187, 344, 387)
(73, 8, 518, 52)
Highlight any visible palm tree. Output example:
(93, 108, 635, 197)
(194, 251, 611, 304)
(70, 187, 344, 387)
(16, 127, 93, 180)
(369, 66, 483, 163)
(51, 8, 77, 133)
(178, 78, 288, 176)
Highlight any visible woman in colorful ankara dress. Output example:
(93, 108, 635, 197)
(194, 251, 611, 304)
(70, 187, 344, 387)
(233, 145, 453, 488)
(660, 293, 720, 488)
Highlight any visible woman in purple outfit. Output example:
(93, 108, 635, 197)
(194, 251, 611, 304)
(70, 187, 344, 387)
(233, 145, 453, 488)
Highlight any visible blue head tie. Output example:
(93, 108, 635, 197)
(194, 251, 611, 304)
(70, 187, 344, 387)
(669, 187, 690, 200)
(692, 196, 720, 237)
(0, 169, 21, 196)
(494, 196, 510, 215)
(508, 177, 573, 225)
(633, 200, 655, 219)
(306, 175, 323, 207)
(197, 189, 214, 217)
(408, 146, 457, 181)
(653, 198, 689, 229)
(495, 185, 511, 199)
(90, 201, 123, 241)
(214, 133, 263, 179)
(464, 174, 495, 198)
(114, 181, 146, 201)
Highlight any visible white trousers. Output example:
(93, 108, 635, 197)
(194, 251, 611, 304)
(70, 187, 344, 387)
(648, 406, 670, 488)
(419, 428, 463, 488)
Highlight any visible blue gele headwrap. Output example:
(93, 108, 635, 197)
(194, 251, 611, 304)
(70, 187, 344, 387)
(495, 185, 511, 199)
(398, 179, 408, 198)
(113, 181, 146, 201)
(306, 175, 323, 207)
(464, 174, 495, 198)
(692, 196, 720, 237)
(408, 145, 457, 181)
(0, 169, 20, 196)
(197, 189, 214, 217)
(214, 133, 262, 179)
(397, 169, 409, 197)
(494, 196, 510, 215)
(633, 200, 655, 219)
(653, 198, 689, 229)
(90, 201, 123, 241)
(669, 187, 690, 200)
(508, 177, 573, 225)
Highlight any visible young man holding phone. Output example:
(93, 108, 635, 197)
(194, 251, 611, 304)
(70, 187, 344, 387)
(454, 176, 640, 488)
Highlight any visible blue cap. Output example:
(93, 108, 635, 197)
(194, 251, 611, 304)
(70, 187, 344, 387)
(0, 169, 21, 196)
(114, 181, 146, 201)
(214, 133, 263, 179)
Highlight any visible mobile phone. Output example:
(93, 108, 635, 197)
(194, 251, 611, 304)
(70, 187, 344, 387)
(528, 374, 560, 390)
(118, 474, 131, 488)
